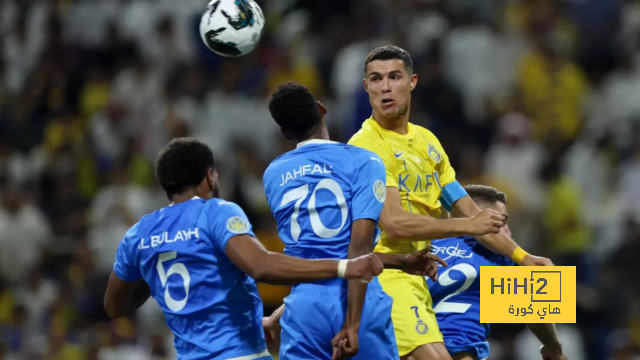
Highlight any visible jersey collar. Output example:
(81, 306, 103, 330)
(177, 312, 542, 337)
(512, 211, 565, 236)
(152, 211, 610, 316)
(169, 196, 201, 206)
(296, 139, 338, 148)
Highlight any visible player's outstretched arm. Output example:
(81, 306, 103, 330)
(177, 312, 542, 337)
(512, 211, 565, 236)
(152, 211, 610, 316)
(378, 186, 506, 242)
(527, 324, 566, 360)
(225, 234, 383, 285)
(450, 196, 554, 266)
(104, 273, 151, 318)
(331, 219, 378, 358)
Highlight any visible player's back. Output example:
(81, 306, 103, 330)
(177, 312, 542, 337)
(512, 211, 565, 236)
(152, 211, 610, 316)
(263, 140, 398, 360)
(263, 140, 384, 263)
(427, 236, 516, 359)
(114, 198, 267, 360)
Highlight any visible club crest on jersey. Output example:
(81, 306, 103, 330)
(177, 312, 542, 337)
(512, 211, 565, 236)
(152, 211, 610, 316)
(226, 216, 250, 234)
(373, 179, 386, 203)
(427, 144, 441, 163)
(415, 319, 428, 335)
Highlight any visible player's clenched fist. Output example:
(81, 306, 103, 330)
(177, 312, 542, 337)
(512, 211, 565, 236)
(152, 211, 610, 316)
(466, 208, 506, 236)
(400, 248, 448, 280)
(344, 253, 384, 282)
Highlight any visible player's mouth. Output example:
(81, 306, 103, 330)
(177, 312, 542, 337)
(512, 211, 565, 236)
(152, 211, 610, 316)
(381, 98, 394, 107)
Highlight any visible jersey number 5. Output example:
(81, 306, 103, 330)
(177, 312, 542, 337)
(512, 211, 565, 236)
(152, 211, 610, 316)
(280, 178, 347, 241)
(157, 251, 190, 312)
(433, 263, 477, 314)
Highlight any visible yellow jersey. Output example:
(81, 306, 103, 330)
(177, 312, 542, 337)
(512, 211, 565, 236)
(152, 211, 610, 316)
(348, 117, 457, 255)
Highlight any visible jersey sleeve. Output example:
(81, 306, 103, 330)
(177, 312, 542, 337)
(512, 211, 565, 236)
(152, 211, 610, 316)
(348, 134, 397, 188)
(113, 225, 143, 282)
(208, 201, 256, 251)
(350, 151, 387, 221)
(427, 131, 467, 210)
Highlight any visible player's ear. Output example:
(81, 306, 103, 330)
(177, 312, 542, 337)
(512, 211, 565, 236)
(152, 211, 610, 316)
(363, 78, 368, 92)
(317, 101, 327, 116)
(410, 74, 418, 91)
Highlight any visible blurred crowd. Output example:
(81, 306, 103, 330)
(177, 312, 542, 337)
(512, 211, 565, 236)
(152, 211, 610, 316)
(1, 0, 639, 359)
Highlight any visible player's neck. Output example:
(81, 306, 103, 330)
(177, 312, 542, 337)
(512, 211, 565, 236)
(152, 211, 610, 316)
(298, 126, 330, 143)
(372, 110, 410, 135)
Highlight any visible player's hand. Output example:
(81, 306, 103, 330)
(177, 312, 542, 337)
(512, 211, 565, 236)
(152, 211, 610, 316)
(540, 344, 567, 360)
(401, 248, 448, 280)
(466, 208, 506, 236)
(345, 253, 384, 282)
(521, 254, 554, 266)
(331, 326, 359, 359)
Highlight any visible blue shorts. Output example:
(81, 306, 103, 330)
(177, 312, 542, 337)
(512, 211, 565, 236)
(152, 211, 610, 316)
(445, 341, 490, 360)
(279, 280, 399, 360)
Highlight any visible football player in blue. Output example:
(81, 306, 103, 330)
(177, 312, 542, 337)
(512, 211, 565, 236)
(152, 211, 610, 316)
(262, 82, 447, 360)
(103, 138, 388, 360)
(428, 185, 567, 360)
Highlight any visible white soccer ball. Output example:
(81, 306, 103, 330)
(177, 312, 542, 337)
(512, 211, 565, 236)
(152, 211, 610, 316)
(199, 0, 265, 57)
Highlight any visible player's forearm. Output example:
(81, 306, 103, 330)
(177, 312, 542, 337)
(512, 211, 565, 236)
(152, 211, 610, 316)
(527, 323, 563, 351)
(385, 212, 471, 242)
(251, 252, 339, 285)
(376, 253, 410, 270)
(344, 239, 371, 329)
(474, 232, 520, 260)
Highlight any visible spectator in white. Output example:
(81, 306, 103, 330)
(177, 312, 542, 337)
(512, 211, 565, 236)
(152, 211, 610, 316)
(0, 138, 33, 187)
(483, 112, 545, 249)
(14, 268, 58, 335)
(443, 9, 527, 121)
(88, 163, 150, 273)
(601, 49, 640, 149)
(62, 0, 119, 49)
(2, 15, 42, 93)
(0, 184, 51, 284)
(88, 102, 132, 163)
(110, 56, 163, 115)
(142, 16, 193, 71)
(617, 144, 640, 223)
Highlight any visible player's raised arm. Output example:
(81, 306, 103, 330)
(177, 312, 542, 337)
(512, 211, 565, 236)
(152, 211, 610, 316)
(378, 186, 505, 241)
(450, 195, 553, 266)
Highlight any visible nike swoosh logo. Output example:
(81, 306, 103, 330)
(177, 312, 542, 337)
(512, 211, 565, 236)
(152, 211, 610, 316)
(394, 152, 404, 158)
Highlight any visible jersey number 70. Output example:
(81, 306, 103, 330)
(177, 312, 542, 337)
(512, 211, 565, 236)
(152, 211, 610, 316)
(280, 178, 348, 241)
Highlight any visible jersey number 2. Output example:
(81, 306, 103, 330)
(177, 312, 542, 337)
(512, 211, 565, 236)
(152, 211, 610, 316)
(157, 251, 190, 312)
(433, 263, 477, 314)
(280, 178, 347, 241)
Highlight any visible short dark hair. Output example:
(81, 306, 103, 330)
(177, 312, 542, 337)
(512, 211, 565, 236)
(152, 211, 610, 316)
(464, 185, 507, 205)
(364, 45, 414, 74)
(155, 138, 214, 198)
(268, 82, 321, 141)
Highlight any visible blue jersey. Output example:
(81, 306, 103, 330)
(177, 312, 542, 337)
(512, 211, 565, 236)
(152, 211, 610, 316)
(263, 140, 387, 262)
(427, 236, 516, 359)
(263, 140, 398, 360)
(113, 198, 271, 360)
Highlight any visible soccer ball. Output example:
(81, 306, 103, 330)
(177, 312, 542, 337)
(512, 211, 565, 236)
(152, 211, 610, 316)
(199, 0, 265, 57)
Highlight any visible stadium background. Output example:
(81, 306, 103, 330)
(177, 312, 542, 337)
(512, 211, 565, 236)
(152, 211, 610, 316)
(0, 0, 638, 359)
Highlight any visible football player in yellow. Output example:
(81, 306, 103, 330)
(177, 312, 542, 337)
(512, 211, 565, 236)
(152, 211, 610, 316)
(347, 45, 554, 360)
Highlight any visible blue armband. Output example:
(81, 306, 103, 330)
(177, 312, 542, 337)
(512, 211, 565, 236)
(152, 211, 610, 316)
(440, 181, 467, 211)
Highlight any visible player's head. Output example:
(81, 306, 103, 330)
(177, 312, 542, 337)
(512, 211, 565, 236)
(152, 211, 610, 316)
(363, 45, 417, 121)
(155, 138, 219, 201)
(268, 82, 328, 142)
(464, 185, 511, 237)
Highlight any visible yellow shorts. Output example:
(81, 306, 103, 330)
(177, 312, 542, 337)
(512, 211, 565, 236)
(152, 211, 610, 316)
(379, 269, 443, 357)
